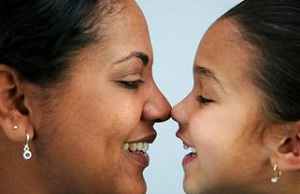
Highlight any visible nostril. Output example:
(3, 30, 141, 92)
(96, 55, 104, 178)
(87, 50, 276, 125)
(154, 118, 163, 122)
(155, 113, 171, 123)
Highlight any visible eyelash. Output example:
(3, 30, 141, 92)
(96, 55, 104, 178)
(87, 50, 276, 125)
(197, 95, 214, 104)
(117, 80, 145, 89)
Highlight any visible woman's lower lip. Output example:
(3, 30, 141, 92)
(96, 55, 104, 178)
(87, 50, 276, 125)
(124, 151, 149, 168)
(182, 153, 197, 167)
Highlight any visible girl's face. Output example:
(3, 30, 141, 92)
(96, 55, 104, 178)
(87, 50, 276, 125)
(28, 0, 170, 193)
(172, 19, 273, 194)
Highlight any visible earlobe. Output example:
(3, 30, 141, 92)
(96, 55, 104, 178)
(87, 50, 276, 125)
(271, 122, 300, 172)
(0, 64, 34, 142)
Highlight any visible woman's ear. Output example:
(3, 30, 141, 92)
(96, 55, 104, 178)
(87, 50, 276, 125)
(0, 64, 34, 142)
(271, 122, 300, 172)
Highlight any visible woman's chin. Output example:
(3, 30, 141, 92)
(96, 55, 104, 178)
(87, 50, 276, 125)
(118, 166, 147, 194)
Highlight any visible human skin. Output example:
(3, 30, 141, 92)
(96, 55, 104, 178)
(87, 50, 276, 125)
(172, 18, 299, 194)
(0, 0, 170, 194)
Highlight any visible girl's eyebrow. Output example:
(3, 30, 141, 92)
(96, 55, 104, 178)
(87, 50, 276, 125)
(194, 65, 226, 93)
(194, 66, 219, 83)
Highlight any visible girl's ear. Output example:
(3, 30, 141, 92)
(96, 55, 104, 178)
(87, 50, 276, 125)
(271, 122, 300, 171)
(0, 64, 34, 142)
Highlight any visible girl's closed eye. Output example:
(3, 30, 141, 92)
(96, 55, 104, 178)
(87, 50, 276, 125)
(197, 94, 214, 104)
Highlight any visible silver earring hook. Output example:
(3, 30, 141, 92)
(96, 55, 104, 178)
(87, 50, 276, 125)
(26, 133, 30, 144)
(271, 164, 281, 184)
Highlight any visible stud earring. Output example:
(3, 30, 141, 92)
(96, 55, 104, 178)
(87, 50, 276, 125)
(271, 164, 281, 184)
(23, 133, 32, 160)
(13, 124, 18, 130)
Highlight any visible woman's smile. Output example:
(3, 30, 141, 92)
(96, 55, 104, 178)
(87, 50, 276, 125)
(123, 131, 156, 168)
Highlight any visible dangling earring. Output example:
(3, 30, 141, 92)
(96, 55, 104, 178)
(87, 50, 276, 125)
(23, 133, 32, 160)
(271, 164, 281, 183)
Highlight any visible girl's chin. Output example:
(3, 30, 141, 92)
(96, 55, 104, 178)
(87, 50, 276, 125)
(183, 168, 203, 194)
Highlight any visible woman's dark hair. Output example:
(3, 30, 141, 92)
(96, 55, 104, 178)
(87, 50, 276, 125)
(222, 0, 300, 122)
(0, 0, 119, 86)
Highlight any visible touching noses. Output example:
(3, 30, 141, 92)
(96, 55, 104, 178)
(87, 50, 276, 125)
(142, 85, 171, 122)
(171, 94, 194, 127)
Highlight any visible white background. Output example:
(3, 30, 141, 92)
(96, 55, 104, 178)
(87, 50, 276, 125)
(135, 1, 242, 193)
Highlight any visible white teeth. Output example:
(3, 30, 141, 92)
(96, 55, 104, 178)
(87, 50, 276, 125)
(183, 144, 189, 150)
(144, 142, 149, 151)
(123, 143, 129, 150)
(183, 144, 197, 153)
(137, 142, 143, 150)
(123, 142, 149, 152)
(129, 143, 137, 151)
(190, 147, 197, 153)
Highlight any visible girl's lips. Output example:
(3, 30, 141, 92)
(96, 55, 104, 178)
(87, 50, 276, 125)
(182, 152, 198, 167)
(124, 150, 150, 168)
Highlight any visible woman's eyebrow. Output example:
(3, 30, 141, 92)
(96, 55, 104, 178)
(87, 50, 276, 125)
(113, 51, 149, 66)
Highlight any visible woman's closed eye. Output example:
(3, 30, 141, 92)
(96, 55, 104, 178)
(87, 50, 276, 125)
(117, 80, 145, 89)
(197, 95, 214, 105)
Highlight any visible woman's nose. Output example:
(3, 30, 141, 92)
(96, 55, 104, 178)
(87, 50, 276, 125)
(142, 85, 171, 122)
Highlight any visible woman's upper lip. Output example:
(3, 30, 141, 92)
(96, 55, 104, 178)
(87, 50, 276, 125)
(128, 131, 157, 143)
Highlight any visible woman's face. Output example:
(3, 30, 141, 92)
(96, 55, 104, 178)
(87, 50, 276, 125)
(172, 19, 272, 194)
(29, 0, 170, 193)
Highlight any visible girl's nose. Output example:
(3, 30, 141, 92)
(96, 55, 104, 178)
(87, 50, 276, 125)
(171, 93, 194, 126)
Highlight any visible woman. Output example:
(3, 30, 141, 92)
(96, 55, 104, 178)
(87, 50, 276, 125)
(172, 0, 300, 193)
(0, 0, 171, 193)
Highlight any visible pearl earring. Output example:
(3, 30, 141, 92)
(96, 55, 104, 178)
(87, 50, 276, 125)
(13, 124, 18, 130)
